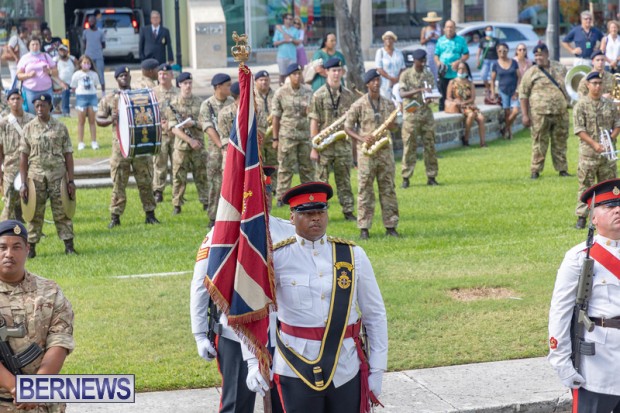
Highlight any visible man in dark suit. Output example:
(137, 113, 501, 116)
(139, 10, 174, 64)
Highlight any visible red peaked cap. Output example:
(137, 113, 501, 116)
(581, 178, 620, 208)
(282, 182, 333, 212)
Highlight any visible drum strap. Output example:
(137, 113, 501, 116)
(8, 114, 24, 139)
(276, 242, 355, 391)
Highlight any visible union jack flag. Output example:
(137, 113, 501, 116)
(205, 64, 275, 379)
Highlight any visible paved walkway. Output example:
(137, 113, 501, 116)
(66, 357, 571, 413)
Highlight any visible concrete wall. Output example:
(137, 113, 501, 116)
(485, 0, 519, 23)
(187, 0, 227, 69)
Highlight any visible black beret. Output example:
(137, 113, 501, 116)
(282, 182, 333, 212)
(591, 50, 605, 60)
(363, 69, 381, 84)
(32, 93, 52, 104)
(141, 58, 160, 70)
(285, 63, 302, 77)
(581, 178, 620, 207)
(0, 220, 27, 242)
(586, 71, 604, 81)
(6, 89, 21, 99)
(411, 49, 427, 61)
(114, 66, 130, 78)
(212, 73, 231, 86)
(254, 70, 269, 80)
(158, 63, 173, 72)
(230, 82, 240, 96)
(533, 43, 548, 54)
(324, 57, 343, 70)
(176, 72, 192, 87)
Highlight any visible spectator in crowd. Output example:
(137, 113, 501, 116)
(53, 44, 76, 117)
(601, 20, 620, 73)
(293, 17, 308, 68)
(514, 43, 533, 78)
(491, 43, 521, 140)
(139, 10, 174, 65)
(446, 62, 486, 148)
(82, 13, 106, 94)
(476, 25, 499, 100)
(561, 10, 604, 67)
(420, 11, 442, 81)
(16, 37, 57, 114)
(310, 33, 346, 92)
(375, 30, 405, 99)
(41, 26, 62, 57)
(70, 55, 101, 151)
(95, 9, 104, 29)
(273, 13, 300, 85)
(7, 27, 29, 87)
(434, 20, 469, 111)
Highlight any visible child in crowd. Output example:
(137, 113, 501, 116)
(70, 55, 100, 150)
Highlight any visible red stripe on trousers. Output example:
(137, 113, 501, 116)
(572, 388, 579, 413)
(274, 374, 288, 413)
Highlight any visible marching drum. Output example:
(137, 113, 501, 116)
(117, 89, 162, 158)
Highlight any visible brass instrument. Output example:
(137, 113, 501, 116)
(361, 108, 400, 156)
(565, 65, 590, 104)
(265, 114, 273, 140)
(312, 113, 347, 151)
(600, 129, 619, 161)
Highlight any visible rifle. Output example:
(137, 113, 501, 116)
(0, 316, 43, 375)
(571, 192, 596, 373)
(206, 298, 222, 352)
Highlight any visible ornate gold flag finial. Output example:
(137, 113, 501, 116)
(231, 32, 251, 69)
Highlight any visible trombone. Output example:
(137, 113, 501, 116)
(600, 129, 619, 161)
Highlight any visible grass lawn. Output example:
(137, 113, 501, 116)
(19, 120, 586, 392)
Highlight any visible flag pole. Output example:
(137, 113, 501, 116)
(230, 31, 273, 413)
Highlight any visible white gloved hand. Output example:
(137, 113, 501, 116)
(246, 358, 270, 397)
(193, 333, 217, 362)
(368, 369, 384, 398)
(561, 371, 586, 389)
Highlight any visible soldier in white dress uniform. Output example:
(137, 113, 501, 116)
(549, 178, 620, 412)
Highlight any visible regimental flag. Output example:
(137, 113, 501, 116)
(205, 64, 275, 380)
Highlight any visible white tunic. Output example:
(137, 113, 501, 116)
(548, 235, 620, 395)
(273, 233, 388, 387)
(190, 216, 295, 342)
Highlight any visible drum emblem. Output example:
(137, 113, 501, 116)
(141, 128, 149, 143)
(134, 107, 154, 126)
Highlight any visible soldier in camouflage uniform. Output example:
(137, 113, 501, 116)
(272, 63, 315, 204)
(344, 69, 399, 240)
(255, 70, 278, 189)
(0, 90, 34, 221)
(166, 72, 209, 215)
(572, 71, 620, 229)
(399, 49, 439, 188)
(308, 58, 356, 221)
(135, 58, 159, 89)
(152, 63, 179, 202)
(519, 43, 570, 179)
(19, 93, 76, 257)
(577, 51, 614, 99)
(199, 73, 233, 227)
(96, 66, 159, 229)
(217, 82, 240, 172)
(0, 220, 74, 413)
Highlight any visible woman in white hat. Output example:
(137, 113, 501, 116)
(420, 11, 442, 81)
(374, 30, 405, 99)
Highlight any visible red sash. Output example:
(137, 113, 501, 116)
(590, 243, 620, 280)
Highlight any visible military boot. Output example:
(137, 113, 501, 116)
(173, 206, 182, 215)
(64, 239, 77, 255)
(360, 229, 369, 240)
(153, 191, 163, 203)
(28, 243, 36, 259)
(427, 177, 439, 186)
(401, 178, 410, 189)
(145, 211, 160, 224)
(108, 214, 121, 229)
(575, 216, 587, 230)
(386, 228, 400, 237)
(343, 212, 356, 221)
(203, 204, 209, 211)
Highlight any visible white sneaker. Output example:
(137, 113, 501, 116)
(91, 141, 100, 150)
(77, 142, 86, 151)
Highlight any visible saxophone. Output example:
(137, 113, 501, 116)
(312, 113, 348, 151)
(361, 108, 400, 156)
(265, 114, 273, 141)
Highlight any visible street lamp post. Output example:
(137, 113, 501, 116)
(546, 0, 560, 61)
(174, 0, 182, 67)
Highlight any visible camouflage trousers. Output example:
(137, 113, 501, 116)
(575, 155, 617, 217)
(261, 137, 278, 190)
(357, 145, 399, 230)
(1, 171, 21, 221)
(206, 145, 223, 221)
(152, 133, 174, 193)
(0, 401, 65, 412)
(276, 138, 315, 201)
(530, 112, 569, 174)
(28, 177, 73, 244)
(110, 141, 156, 216)
(172, 147, 209, 208)
(401, 111, 438, 179)
(316, 141, 354, 214)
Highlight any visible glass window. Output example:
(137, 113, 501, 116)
(497, 27, 526, 42)
(464, 0, 484, 22)
(0, 0, 45, 45)
(372, 0, 444, 44)
(100, 13, 133, 29)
